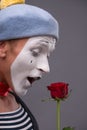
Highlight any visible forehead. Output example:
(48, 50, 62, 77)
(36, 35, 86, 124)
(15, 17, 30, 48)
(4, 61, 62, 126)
(26, 36, 56, 49)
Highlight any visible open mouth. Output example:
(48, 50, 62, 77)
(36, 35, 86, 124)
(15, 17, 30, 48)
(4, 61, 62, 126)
(27, 77, 41, 84)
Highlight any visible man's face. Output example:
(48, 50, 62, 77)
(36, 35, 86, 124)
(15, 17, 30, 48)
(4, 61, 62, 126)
(10, 36, 56, 95)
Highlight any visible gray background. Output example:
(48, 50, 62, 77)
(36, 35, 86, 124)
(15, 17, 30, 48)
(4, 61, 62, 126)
(22, 0, 87, 130)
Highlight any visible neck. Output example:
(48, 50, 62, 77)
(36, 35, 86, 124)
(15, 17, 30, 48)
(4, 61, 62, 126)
(0, 92, 19, 113)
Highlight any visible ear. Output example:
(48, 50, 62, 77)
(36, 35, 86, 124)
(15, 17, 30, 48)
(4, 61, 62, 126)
(0, 41, 7, 58)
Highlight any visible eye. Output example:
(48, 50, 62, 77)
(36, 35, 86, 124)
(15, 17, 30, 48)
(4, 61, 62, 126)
(32, 48, 40, 57)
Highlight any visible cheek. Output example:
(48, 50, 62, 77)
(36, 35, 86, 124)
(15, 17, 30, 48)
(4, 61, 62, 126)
(11, 52, 36, 75)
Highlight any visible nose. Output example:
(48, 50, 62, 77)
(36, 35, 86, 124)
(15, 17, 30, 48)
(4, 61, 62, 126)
(37, 57, 50, 73)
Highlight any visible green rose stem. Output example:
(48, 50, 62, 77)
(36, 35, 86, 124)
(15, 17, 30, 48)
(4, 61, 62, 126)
(57, 100, 61, 130)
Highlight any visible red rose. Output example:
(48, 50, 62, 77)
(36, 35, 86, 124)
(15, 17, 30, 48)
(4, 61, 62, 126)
(47, 82, 69, 99)
(0, 82, 11, 96)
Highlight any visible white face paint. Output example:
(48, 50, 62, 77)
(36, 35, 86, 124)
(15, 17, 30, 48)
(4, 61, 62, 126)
(11, 36, 56, 95)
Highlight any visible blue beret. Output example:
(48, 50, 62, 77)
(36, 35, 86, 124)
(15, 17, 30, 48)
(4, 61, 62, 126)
(0, 4, 59, 41)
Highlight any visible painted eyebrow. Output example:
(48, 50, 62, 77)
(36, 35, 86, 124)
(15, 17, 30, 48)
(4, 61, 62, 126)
(30, 38, 56, 51)
(38, 39, 56, 46)
(30, 41, 50, 49)
(38, 42, 49, 47)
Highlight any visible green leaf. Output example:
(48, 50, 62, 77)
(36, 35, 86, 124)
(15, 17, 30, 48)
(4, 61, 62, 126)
(63, 127, 75, 130)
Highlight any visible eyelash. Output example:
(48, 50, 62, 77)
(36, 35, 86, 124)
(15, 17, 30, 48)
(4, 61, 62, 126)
(31, 48, 50, 58)
(32, 50, 40, 57)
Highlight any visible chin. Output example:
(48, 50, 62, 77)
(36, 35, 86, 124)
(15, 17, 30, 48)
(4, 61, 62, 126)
(14, 88, 28, 96)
